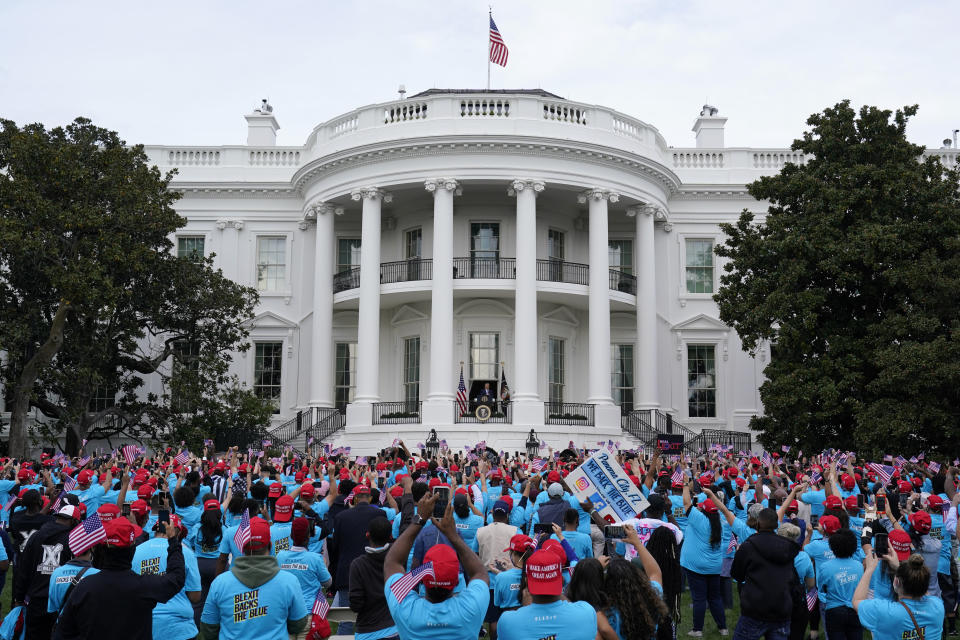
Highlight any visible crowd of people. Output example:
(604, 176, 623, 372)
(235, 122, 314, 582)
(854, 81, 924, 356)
(0, 439, 954, 640)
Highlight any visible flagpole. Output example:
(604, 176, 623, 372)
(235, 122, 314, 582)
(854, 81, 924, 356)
(487, 7, 491, 90)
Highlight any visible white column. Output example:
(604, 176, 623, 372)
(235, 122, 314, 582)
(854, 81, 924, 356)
(309, 203, 342, 407)
(579, 188, 618, 408)
(422, 178, 460, 424)
(350, 187, 391, 410)
(509, 179, 545, 425)
(629, 205, 659, 409)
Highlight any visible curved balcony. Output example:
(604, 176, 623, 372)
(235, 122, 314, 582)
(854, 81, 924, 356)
(452, 257, 516, 279)
(333, 267, 360, 293)
(381, 258, 433, 284)
(536, 259, 589, 285)
(609, 269, 636, 295)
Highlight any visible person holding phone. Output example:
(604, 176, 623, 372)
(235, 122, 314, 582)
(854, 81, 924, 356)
(854, 547, 944, 640)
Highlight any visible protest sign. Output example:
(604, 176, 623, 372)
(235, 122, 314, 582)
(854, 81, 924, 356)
(566, 448, 649, 523)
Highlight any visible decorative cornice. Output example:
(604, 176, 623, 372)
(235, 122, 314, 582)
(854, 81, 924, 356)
(215, 218, 244, 230)
(305, 202, 344, 217)
(424, 178, 462, 196)
(577, 188, 619, 204)
(507, 179, 545, 197)
(350, 187, 393, 203)
(290, 135, 682, 196)
(175, 184, 297, 199)
(672, 186, 754, 201)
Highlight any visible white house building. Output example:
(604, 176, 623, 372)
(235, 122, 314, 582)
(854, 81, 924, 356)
(8, 90, 953, 454)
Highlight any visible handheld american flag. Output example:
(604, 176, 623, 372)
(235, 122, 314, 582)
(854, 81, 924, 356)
(928, 461, 941, 474)
(173, 450, 190, 465)
(234, 509, 252, 553)
(809, 471, 823, 486)
(726, 533, 738, 555)
(122, 445, 141, 465)
(311, 589, 330, 618)
(530, 458, 547, 473)
(671, 467, 685, 485)
(805, 588, 818, 611)
(866, 463, 895, 486)
(68, 512, 107, 555)
(456, 365, 468, 416)
(390, 562, 435, 604)
(489, 16, 508, 67)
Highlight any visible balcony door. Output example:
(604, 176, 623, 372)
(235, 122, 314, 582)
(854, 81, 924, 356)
(470, 223, 500, 278)
(405, 228, 423, 281)
(547, 229, 565, 282)
(468, 332, 500, 410)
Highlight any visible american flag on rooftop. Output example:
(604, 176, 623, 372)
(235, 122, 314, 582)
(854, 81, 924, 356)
(390, 561, 435, 604)
(489, 16, 508, 67)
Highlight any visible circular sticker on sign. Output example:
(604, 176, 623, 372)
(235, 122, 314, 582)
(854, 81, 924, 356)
(475, 405, 492, 422)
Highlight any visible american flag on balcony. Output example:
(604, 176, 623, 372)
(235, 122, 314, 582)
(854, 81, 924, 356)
(456, 365, 468, 416)
(489, 15, 508, 67)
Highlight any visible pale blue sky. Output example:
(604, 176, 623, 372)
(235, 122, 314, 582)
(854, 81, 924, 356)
(2, 1, 956, 149)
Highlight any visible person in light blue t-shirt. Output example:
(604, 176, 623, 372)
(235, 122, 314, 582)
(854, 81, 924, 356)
(498, 547, 598, 640)
(200, 515, 308, 640)
(47, 548, 98, 615)
(854, 545, 944, 640)
(383, 492, 489, 640)
(276, 517, 332, 612)
(133, 515, 203, 640)
(816, 529, 864, 640)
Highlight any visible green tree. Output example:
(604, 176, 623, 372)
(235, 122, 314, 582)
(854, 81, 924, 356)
(715, 102, 960, 455)
(0, 118, 258, 456)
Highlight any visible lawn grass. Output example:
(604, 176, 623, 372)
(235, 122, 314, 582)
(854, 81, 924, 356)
(676, 587, 741, 639)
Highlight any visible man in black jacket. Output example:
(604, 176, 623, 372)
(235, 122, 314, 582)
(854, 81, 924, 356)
(329, 485, 384, 636)
(54, 517, 185, 640)
(349, 516, 398, 639)
(730, 507, 801, 640)
(13, 504, 77, 639)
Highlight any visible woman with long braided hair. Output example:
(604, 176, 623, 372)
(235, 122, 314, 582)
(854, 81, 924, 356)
(646, 525, 682, 640)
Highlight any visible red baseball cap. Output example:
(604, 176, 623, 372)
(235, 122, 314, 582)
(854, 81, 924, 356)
(137, 484, 155, 500)
(203, 498, 221, 511)
(246, 517, 271, 552)
(546, 471, 561, 484)
(389, 486, 404, 498)
(97, 504, 121, 523)
(416, 461, 429, 470)
(898, 481, 913, 493)
(843, 496, 859, 512)
(910, 510, 932, 534)
(422, 544, 459, 590)
(104, 518, 139, 548)
(840, 474, 855, 490)
(130, 499, 150, 516)
(17, 468, 35, 482)
(926, 495, 945, 508)
(504, 534, 536, 554)
(701, 500, 718, 513)
(338, 468, 351, 480)
(822, 495, 843, 510)
(274, 495, 295, 522)
(500, 495, 514, 510)
(819, 515, 841, 535)
(300, 483, 315, 498)
(77, 469, 95, 486)
(786, 499, 799, 514)
(268, 484, 283, 498)
(889, 529, 913, 561)
(525, 549, 564, 596)
(540, 539, 568, 566)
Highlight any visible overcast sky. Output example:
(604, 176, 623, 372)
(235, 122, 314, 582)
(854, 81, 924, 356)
(2, 1, 957, 150)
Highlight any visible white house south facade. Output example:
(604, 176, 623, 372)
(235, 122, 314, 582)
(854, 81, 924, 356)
(94, 90, 956, 454)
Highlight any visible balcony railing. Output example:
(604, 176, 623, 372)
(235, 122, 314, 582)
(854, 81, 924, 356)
(380, 259, 433, 284)
(536, 259, 589, 285)
(333, 267, 360, 293)
(455, 401, 513, 424)
(372, 401, 422, 424)
(452, 257, 516, 279)
(609, 269, 637, 295)
(545, 402, 595, 426)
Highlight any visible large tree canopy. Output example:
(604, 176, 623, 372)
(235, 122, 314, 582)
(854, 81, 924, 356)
(0, 118, 261, 456)
(715, 102, 960, 455)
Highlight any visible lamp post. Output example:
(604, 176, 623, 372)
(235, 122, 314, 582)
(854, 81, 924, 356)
(425, 429, 440, 459)
(525, 429, 540, 459)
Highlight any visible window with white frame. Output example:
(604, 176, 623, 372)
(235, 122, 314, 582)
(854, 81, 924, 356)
(609, 239, 633, 275)
(256, 236, 286, 292)
(177, 236, 205, 261)
(403, 337, 420, 407)
(685, 239, 714, 294)
(88, 385, 117, 413)
(171, 340, 201, 414)
(253, 342, 283, 413)
(335, 342, 357, 411)
(687, 344, 716, 417)
(611, 344, 634, 413)
(337, 238, 362, 273)
(469, 332, 499, 382)
(548, 337, 565, 405)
